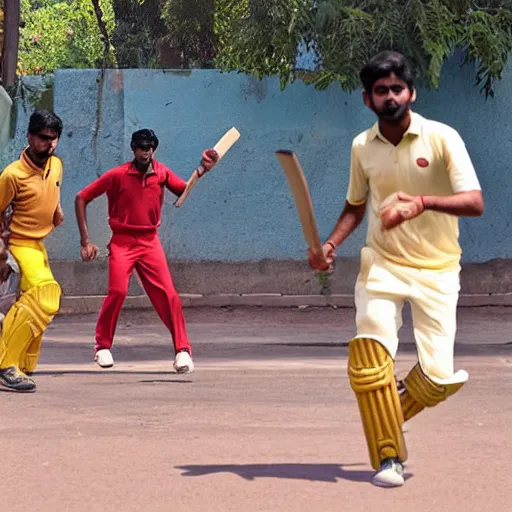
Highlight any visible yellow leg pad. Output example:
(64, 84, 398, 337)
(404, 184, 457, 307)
(400, 364, 465, 422)
(348, 338, 407, 470)
(0, 281, 61, 369)
(21, 334, 43, 373)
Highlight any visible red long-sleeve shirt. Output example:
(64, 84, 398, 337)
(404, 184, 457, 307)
(77, 160, 186, 234)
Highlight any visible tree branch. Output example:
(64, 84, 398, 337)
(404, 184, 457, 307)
(91, 0, 112, 73)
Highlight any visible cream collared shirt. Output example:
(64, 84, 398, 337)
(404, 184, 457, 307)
(347, 112, 482, 270)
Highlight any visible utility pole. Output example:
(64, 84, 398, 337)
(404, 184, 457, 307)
(2, 0, 20, 88)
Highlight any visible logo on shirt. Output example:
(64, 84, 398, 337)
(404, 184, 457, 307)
(416, 158, 429, 168)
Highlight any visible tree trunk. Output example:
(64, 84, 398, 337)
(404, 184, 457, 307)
(91, 0, 111, 69)
(181, 47, 190, 69)
(2, 0, 20, 88)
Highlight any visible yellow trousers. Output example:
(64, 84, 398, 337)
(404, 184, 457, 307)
(0, 239, 61, 373)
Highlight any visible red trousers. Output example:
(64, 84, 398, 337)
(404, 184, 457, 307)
(95, 232, 191, 354)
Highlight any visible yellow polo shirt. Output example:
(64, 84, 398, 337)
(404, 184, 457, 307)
(347, 112, 481, 270)
(0, 150, 63, 241)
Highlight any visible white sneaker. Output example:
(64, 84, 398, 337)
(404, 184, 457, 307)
(95, 349, 114, 368)
(372, 458, 405, 488)
(174, 351, 194, 374)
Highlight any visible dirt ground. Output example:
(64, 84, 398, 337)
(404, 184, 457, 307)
(1, 306, 511, 511)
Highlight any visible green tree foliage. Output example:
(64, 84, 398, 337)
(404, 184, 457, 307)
(18, 0, 116, 74)
(214, 0, 512, 97)
(110, 0, 167, 68)
(111, 0, 216, 69)
(15, 0, 216, 72)
(161, 0, 215, 68)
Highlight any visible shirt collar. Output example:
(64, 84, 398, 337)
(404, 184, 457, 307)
(405, 112, 422, 136)
(128, 160, 155, 176)
(20, 148, 51, 174)
(368, 111, 422, 142)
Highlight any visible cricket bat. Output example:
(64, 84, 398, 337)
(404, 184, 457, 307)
(275, 150, 331, 271)
(174, 127, 241, 208)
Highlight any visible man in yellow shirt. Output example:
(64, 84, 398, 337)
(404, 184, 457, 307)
(0, 109, 64, 393)
(309, 51, 484, 487)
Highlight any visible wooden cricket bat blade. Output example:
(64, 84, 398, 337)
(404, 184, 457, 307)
(275, 150, 322, 252)
(213, 127, 241, 161)
(175, 127, 241, 208)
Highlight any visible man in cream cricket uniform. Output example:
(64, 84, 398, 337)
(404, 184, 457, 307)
(308, 51, 484, 487)
(0, 110, 64, 393)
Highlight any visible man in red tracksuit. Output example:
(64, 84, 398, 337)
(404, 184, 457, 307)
(75, 129, 218, 373)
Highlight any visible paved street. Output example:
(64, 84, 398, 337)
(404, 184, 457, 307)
(1, 306, 511, 511)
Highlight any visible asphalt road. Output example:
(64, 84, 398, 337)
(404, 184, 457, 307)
(1, 306, 511, 511)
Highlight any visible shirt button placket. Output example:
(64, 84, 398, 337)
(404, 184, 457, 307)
(394, 145, 400, 165)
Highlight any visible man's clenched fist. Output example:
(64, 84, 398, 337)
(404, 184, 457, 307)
(380, 192, 425, 230)
(199, 149, 219, 176)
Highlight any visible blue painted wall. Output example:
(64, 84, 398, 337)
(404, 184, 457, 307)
(1, 57, 511, 263)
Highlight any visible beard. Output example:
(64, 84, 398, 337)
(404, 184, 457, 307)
(136, 156, 151, 167)
(36, 147, 54, 160)
(373, 101, 410, 123)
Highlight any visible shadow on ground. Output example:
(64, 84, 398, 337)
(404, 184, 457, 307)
(175, 463, 414, 485)
(30, 369, 194, 379)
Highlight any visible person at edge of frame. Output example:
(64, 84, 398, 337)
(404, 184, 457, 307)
(0, 109, 65, 393)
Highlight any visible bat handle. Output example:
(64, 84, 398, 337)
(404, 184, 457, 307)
(309, 244, 334, 272)
(316, 254, 335, 275)
(196, 164, 207, 177)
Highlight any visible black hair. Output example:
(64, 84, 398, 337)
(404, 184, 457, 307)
(360, 51, 416, 93)
(130, 129, 159, 151)
(28, 109, 63, 137)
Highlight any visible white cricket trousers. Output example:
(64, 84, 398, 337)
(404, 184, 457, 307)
(353, 246, 468, 386)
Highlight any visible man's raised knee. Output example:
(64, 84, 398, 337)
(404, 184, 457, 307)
(400, 363, 465, 422)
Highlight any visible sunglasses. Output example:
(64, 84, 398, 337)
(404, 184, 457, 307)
(136, 144, 155, 151)
(36, 133, 58, 142)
